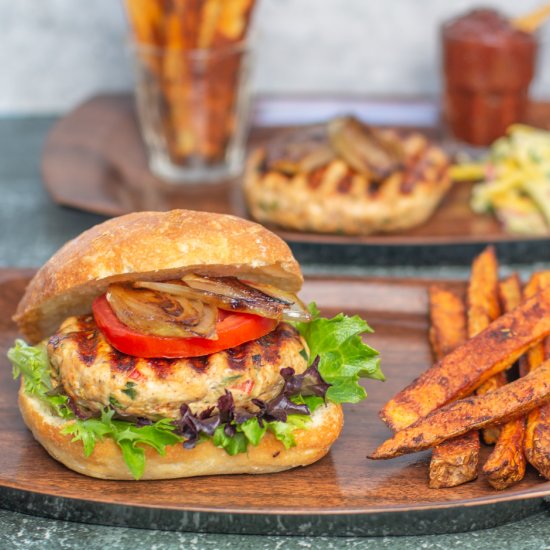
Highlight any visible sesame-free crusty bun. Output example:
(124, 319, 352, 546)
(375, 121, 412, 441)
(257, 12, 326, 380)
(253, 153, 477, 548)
(14, 209, 302, 344)
(19, 385, 343, 480)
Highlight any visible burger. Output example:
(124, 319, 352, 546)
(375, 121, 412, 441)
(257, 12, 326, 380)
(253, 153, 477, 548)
(8, 209, 382, 480)
(244, 116, 451, 235)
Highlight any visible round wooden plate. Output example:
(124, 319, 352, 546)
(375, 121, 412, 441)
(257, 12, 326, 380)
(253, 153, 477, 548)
(0, 271, 548, 536)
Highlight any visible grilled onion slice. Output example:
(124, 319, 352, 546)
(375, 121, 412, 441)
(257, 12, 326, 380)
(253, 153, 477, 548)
(328, 116, 404, 181)
(183, 274, 311, 322)
(106, 284, 218, 339)
(135, 275, 311, 322)
(182, 274, 286, 317)
(241, 281, 311, 321)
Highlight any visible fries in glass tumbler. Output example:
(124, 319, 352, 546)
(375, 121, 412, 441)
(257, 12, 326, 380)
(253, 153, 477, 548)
(125, 0, 257, 182)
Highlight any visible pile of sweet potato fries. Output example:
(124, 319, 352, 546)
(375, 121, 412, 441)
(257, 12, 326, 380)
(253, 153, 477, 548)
(125, 0, 256, 166)
(369, 246, 550, 490)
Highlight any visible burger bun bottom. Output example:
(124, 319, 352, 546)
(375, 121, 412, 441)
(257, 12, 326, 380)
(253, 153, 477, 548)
(18, 384, 344, 480)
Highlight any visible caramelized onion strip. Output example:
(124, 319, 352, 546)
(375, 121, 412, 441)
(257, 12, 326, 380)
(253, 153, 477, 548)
(106, 284, 218, 339)
(242, 281, 311, 321)
(135, 276, 311, 322)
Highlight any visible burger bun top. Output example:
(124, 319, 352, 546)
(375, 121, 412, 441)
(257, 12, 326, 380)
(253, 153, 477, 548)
(14, 209, 303, 343)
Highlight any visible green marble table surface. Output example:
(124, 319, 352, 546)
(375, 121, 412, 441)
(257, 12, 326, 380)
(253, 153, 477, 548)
(0, 115, 549, 549)
(1, 508, 549, 550)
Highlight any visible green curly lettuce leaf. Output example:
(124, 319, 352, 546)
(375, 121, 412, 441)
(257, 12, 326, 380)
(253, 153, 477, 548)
(8, 339, 72, 418)
(292, 302, 384, 404)
(211, 414, 312, 455)
(62, 411, 182, 479)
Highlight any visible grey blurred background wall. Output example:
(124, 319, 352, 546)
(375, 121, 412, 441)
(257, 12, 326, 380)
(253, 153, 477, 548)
(1, 0, 549, 114)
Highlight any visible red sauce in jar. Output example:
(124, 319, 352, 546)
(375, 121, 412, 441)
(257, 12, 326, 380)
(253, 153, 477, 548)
(442, 9, 537, 145)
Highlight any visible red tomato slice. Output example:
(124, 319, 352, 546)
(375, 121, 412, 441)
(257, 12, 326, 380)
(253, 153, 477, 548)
(92, 295, 278, 359)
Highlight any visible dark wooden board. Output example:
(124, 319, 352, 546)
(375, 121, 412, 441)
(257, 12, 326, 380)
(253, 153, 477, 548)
(0, 270, 549, 535)
(42, 95, 550, 247)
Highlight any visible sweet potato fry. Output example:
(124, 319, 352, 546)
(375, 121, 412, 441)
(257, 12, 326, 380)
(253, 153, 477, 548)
(467, 246, 504, 444)
(173, 0, 202, 50)
(380, 284, 550, 432)
(370, 360, 550, 460)
(498, 273, 522, 314)
(427, 285, 478, 488)
(525, 404, 550, 479)
(466, 246, 500, 339)
(199, 0, 223, 48)
(483, 418, 526, 489)
(519, 272, 550, 378)
(527, 333, 550, 482)
(125, 0, 164, 47)
(428, 285, 467, 359)
(477, 376, 507, 444)
(482, 273, 526, 490)
(520, 272, 550, 480)
(429, 432, 480, 488)
(216, 0, 255, 43)
(476, 372, 507, 399)
(520, 344, 546, 379)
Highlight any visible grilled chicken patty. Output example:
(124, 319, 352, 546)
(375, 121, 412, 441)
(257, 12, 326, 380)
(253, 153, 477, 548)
(244, 126, 451, 235)
(47, 316, 307, 420)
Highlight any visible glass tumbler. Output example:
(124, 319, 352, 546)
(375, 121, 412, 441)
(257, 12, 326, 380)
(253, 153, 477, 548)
(132, 41, 251, 183)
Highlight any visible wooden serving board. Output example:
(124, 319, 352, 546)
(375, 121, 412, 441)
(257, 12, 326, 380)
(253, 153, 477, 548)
(0, 270, 548, 536)
(41, 95, 550, 255)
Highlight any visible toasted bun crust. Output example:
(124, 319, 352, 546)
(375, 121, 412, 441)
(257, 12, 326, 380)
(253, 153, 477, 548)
(14, 210, 302, 343)
(19, 386, 343, 480)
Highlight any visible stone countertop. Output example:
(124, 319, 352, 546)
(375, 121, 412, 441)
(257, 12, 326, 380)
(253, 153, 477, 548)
(0, 116, 549, 548)
(1, 509, 550, 550)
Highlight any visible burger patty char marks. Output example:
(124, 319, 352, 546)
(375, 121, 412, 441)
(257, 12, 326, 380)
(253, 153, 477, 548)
(244, 124, 451, 235)
(47, 316, 307, 420)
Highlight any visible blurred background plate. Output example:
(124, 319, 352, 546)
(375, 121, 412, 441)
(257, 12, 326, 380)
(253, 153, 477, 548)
(41, 94, 550, 266)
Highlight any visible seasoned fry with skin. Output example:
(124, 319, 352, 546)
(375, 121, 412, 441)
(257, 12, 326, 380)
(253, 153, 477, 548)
(429, 432, 480, 489)
(476, 382, 506, 445)
(482, 273, 526, 490)
(428, 285, 467, 359)
(468, 246, 503, 444)
(483, 418, 526, 489)
(467, 246, 500, 340)
(476, 371, 508, 444)
(521, 272, 550, 480)
(525, 404, 550, 479)
(216, 0, 255, 44)
(477, 373, 507, 395)
(380, 284, 550, 432)
(177, 0, 202, 50)
(427, 285, 478, 489)
(519, 272, 550, 378)
(520, 343, 546, 379)
(370, 360, 550, 460)
(125, 0, 164, 46)
(199, 0, 224, 48)
(498, 273, 522, 315)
